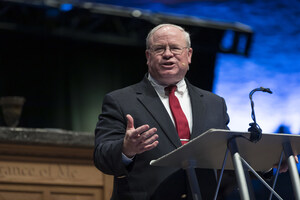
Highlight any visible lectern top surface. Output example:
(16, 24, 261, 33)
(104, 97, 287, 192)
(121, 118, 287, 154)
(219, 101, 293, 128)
(150, 129, 300, 171)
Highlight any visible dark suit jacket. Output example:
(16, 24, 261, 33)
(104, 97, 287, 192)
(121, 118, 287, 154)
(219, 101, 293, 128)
(94, 76, 230, 200)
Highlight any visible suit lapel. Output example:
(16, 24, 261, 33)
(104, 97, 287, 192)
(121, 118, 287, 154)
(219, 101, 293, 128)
(186, 81, 208, 139)
(135, 77, 182, 148)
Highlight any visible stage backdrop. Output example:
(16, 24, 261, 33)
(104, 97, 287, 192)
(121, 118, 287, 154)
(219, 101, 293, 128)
(101, 0, 300, 135)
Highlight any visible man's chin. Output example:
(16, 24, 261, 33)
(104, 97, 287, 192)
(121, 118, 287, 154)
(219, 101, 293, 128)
(158, 74, 182, 85)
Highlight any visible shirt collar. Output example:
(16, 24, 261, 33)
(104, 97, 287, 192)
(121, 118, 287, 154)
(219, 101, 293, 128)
(148, 74, 187, 97)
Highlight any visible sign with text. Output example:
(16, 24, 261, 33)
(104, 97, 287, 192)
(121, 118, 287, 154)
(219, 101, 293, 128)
(0, 161, 103, 186)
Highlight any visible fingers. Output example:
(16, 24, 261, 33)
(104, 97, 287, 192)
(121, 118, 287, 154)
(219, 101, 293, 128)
(126, 114, 150, 138)
(133, 127, 158, 152)
(126, 114, 134, 130)
(274, 156, 299, 174)
(139, 127, 157, 141)
(141, 132, 159, 152)
(123, 127, 158, 157)
(143, 140, 159, 152)
(135, 124, 151, 136)
(123, 114, 159, 157)
(135, 127, 158, 147)
(279, 165, 288, 173)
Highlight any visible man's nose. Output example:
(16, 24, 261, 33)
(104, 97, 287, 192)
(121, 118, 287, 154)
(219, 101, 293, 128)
(162, 46, 173, 57)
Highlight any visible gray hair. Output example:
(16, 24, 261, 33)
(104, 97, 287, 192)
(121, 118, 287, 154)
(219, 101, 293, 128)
(146, 24, 191, 49)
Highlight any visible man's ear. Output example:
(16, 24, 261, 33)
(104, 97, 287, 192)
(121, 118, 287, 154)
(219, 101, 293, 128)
(188, 48, 193, 64)
(145, 50, 150, 65)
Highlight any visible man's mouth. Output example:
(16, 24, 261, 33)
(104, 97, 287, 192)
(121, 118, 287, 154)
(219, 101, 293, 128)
(161, 62, 175, 67)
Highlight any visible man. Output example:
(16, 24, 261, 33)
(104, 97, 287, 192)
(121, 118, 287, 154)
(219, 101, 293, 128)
(94, 23, 230, 200)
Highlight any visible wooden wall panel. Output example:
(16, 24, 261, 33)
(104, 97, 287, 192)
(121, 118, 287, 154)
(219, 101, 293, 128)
(0, 184, 103, 200)
(0, 190, 42, 200)
(0, 127, 113, 200)
(0, 161, 103, 186)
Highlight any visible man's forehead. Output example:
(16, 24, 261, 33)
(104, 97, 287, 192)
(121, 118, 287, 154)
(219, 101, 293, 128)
(151, 28, 184, 42)
(154, 25, 181, 35)
(156, 25, 173, 32)
(151, 38, 184, 47)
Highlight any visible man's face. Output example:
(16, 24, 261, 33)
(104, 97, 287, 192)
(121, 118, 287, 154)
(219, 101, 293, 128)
(146, 26, 193, 86)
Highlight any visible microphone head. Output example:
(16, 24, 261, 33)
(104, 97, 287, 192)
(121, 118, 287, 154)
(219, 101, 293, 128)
(260, 87, 273, 94)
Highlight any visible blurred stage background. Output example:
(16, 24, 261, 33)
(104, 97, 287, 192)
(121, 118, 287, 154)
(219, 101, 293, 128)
(108, 0, 300, 136)
(0, 0, 299, 199)
(1, 0, 299, 135)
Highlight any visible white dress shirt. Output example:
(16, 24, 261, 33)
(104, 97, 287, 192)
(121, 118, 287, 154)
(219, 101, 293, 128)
(148, 74, 193, 133)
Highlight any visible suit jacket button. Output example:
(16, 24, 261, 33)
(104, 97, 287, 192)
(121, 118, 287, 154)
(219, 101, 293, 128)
(116, 175, 127, 179)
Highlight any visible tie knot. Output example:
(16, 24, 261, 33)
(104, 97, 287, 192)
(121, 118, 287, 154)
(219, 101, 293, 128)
(165, 85, 177, 95)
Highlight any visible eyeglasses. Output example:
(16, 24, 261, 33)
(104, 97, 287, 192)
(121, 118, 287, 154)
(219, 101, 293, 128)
(149, 45, 188, 55)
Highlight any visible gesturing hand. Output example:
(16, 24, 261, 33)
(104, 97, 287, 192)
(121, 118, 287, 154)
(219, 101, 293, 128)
(274, 155, 299, 173)
(122, 114, 159, 158)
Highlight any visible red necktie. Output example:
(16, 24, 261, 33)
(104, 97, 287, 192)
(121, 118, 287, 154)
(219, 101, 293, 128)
(166, 85, 190, 145)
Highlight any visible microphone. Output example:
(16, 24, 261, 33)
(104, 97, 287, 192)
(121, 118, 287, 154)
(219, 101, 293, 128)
(249, 87, 272, 97)
(259, 87, 272, 94)
(248, 87, 273, 142)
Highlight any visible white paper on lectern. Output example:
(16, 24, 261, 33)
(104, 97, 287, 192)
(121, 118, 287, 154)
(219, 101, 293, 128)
(150, 129, 300, 171)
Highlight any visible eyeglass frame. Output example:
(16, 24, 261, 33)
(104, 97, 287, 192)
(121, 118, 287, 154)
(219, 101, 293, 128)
(147, 45, 189, 55)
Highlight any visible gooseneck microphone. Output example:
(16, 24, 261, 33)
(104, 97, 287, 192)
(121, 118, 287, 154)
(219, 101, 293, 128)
(248, 87, 273, 142)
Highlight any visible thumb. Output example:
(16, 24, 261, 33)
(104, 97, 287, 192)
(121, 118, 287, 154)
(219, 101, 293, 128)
(126, 114, 134, 130)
